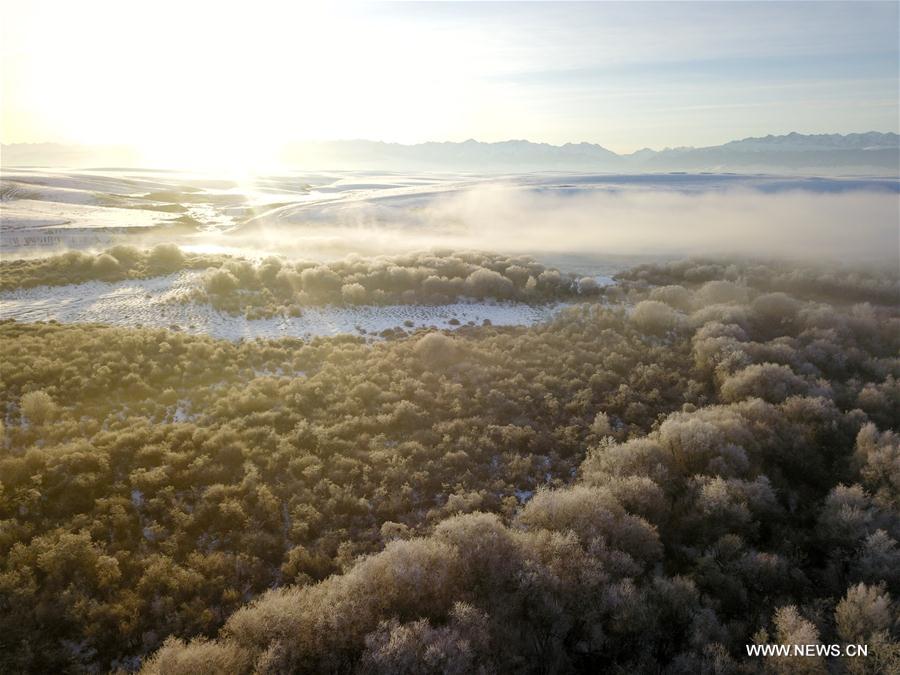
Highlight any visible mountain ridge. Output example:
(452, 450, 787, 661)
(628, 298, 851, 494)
(2, 132, 898, 174)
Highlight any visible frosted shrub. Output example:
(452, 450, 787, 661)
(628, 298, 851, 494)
(20, 390, 57, 426)
(147, 243, 184, 273)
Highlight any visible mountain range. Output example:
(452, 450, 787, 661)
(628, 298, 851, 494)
(2, 132, 898, 174)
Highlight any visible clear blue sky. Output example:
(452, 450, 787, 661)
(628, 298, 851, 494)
(2, 1, 898, 155)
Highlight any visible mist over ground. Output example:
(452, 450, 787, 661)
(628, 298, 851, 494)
(233, 180, 900, 264)
(3, 168, 897, 268)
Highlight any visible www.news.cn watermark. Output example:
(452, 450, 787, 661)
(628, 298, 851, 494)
(746, 644, 868, 657)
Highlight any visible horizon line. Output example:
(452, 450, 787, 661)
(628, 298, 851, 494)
(2, 129, 899, 156)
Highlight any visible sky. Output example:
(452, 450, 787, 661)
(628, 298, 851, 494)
(1, 0, 898, 166)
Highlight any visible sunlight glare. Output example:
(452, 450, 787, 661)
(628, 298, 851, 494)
(3, 0, 498, 171)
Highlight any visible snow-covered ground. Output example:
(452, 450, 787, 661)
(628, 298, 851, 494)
(0, 272, 571, 341)
(0, 168, 466, 257)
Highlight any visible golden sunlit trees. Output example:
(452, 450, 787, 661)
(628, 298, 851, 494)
(19, 390, 57, 426)
(0, 257, 897, 672)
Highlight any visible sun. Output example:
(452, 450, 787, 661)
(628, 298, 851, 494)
(2, 2, 491, 170)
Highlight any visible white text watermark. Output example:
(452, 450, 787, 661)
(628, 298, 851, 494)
(746, 644, 868, 657)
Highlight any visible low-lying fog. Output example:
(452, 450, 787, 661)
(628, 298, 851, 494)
(237, 184, 900, 263)
(2, 170, 898, 267)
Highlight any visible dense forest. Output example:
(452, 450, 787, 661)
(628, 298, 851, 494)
(0, 255, 898, 673)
